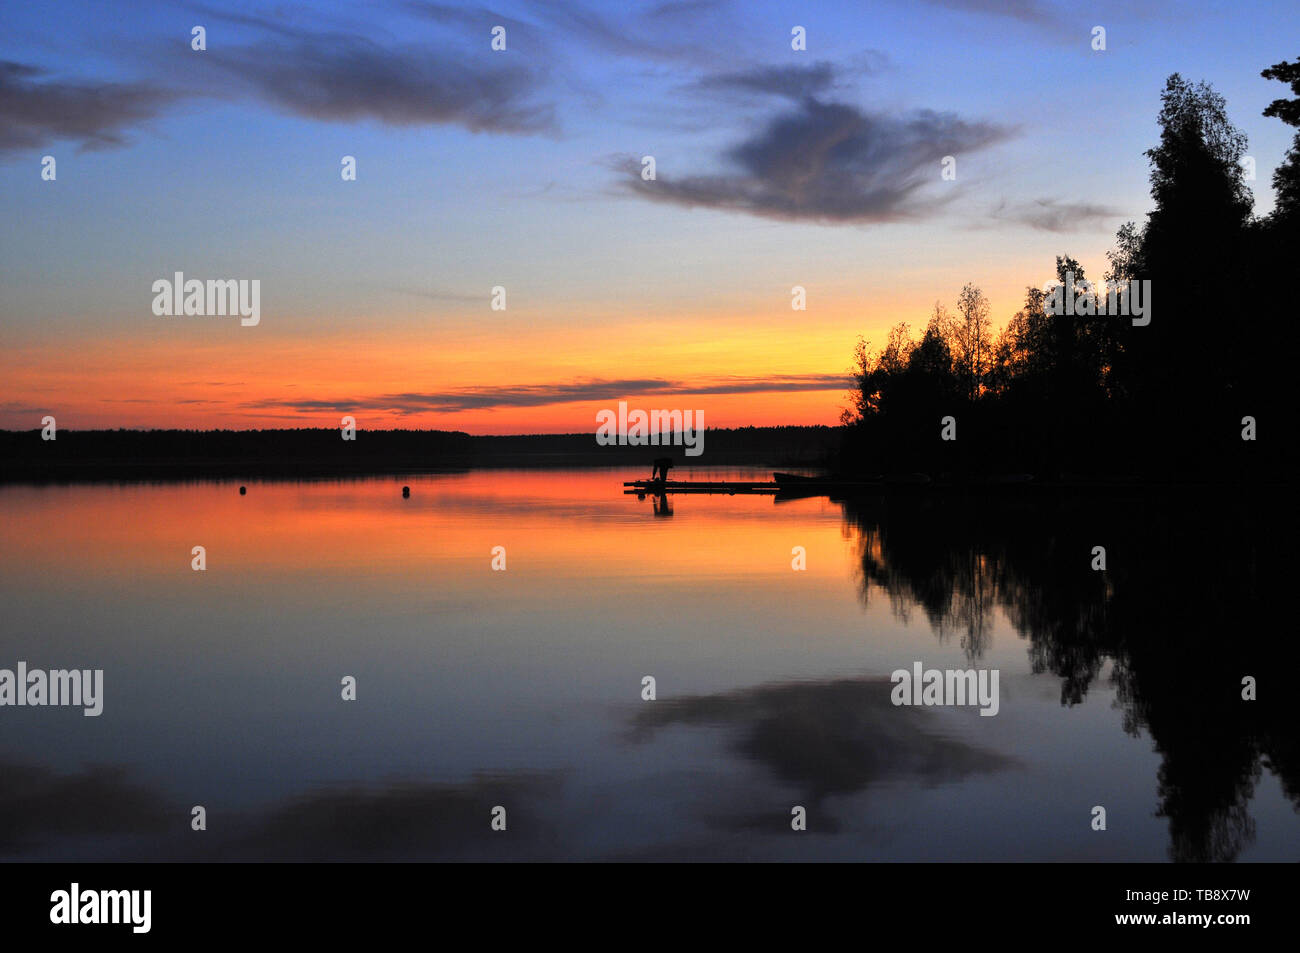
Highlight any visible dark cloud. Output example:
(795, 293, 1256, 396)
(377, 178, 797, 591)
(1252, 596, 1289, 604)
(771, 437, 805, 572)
(690, 61, 842, 99)
(242, 374, 852, 415)
(621, 96, 1014, 224)
(2, 8, 557, 155)
(200, 33, 554, 134)
(991, 198, 1125, 232)
(687, 57, 888, 101)
(0, 61, 176, 153)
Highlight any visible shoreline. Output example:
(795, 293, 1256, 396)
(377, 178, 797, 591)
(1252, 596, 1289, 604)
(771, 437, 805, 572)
(0, 426, 839, 483)
(2, 427, 1286, 488)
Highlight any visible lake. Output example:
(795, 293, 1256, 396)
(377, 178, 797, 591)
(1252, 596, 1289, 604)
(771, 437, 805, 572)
(1, 468, 1296, 861)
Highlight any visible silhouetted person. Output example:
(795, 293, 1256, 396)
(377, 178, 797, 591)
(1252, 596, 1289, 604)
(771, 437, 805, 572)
(651, 457, 673, 482)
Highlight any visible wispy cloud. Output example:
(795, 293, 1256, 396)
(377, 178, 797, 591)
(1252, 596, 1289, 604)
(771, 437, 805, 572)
(619, 96, 1014, 224)
(0, 61, 176, 153)
(525, 0, 728, 65)
(3, 6, 559, 156)
(687, 61, 844, 99)
(407, 0, 736, 66)
(919, 0, 1063, 28)
(990, 198, 1125, 232)
(402, 1, 532, 31)
(243, 374, 853, 415)
(198, 32, 555, 134)
(685, 57, 890, 102)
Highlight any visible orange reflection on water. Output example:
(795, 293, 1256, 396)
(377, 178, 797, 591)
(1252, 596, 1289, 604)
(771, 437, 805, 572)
(1, 470, 853, 593)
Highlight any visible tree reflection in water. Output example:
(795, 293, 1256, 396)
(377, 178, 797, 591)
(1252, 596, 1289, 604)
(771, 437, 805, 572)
(841, 489, 1298, 862)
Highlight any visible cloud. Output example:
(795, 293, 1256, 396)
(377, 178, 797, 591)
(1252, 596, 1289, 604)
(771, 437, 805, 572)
(186, 3, 311, 38)
(620, 96, 1014, 224)
(407, 0, 728, 66)
(2, 6, 559, 156)
(990, 198, 1125, 232)
(689, 61, 843, 99)
(402, 1, 526, 30)
(643, 0, 733, 18)
(920, 0, 1062, 27)
(686, 57, 889, 102)
(0, 61, 176, 153)
(242, 374, 853, 415)
(199, 33, 554, 134)
(526, 0, 735, 66)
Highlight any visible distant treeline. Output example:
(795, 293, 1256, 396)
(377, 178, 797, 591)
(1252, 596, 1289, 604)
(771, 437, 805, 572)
(841, 64, 1300, 481)
(0, 426, 840, 481)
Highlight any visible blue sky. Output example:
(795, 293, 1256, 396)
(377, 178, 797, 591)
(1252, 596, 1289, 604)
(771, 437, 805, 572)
(1, 0, 1297, 430)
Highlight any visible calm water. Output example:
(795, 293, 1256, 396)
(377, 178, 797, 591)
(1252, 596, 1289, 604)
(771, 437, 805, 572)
(1, 468, 1296, 861)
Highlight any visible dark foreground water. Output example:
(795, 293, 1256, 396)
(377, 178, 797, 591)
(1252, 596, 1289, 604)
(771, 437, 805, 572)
(1, 469, 1296, 861)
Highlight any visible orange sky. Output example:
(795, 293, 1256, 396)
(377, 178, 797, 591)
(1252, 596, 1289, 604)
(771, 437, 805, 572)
(1, 272, 1038, 433)
(7, 0, 1296, 436)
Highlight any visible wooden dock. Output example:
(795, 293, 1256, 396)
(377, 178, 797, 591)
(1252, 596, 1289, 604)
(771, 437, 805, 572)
(623, 480, 779, 495)
(623, 471, 1240, 501)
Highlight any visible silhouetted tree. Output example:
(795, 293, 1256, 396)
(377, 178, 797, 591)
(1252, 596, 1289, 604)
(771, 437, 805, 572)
(1261, 57, 1300, 227)
(951, 283, 993, 402)
(843, 68, 1293, 480)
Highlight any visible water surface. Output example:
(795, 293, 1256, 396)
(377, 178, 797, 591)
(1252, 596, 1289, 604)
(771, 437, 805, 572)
(1, 469, 1295, 861)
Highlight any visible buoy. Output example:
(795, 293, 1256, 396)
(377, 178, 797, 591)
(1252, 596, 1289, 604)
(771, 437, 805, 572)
(239, 486, 247, 495)
(402, 486, 410, 498)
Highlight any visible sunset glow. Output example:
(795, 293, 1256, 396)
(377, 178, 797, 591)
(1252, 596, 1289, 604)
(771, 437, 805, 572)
(4, 1, 1294, 433)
